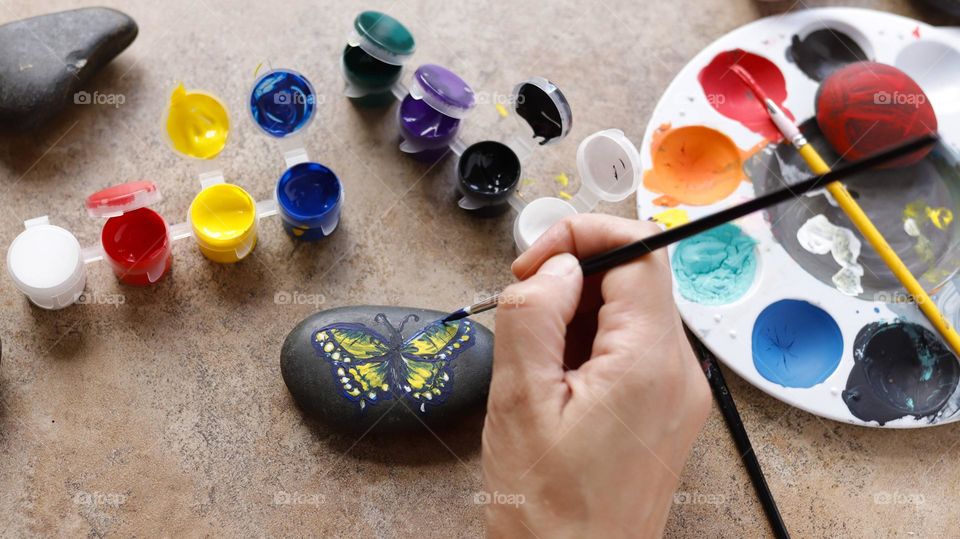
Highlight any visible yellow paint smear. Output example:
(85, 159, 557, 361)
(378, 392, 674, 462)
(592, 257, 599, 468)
(554, 172, 570, 187)
(558, 191, 572, 200)
(495, 103, 509, 117)
(643, 123, 755, 207)
(650, 208, 689, 229)
(165, 84, 230, 160)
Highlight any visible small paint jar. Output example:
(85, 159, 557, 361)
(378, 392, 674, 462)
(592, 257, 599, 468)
(457, 77, 572, 211)
(276, 162, 343, 241)
(341, 10, 415, 107)
(398, 64, 476, 162)
(6, 216, 86, 309)
(250, 68, 317, 138)
(86, 181, 172, 286)
(513, 129, 642, 253)
(164, 84, 230, 160)
(458, 141, 522, 206)
(189, 182, 258, 263)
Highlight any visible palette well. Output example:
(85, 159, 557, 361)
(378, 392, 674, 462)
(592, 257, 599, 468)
(636, 7, 960, 428)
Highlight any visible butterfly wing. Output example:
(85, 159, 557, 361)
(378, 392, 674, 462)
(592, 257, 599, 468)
(399, 320, 475, 411)
(313, 323, 394, 410)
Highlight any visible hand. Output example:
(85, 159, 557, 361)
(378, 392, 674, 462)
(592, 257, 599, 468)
(481, 214, 711, 538)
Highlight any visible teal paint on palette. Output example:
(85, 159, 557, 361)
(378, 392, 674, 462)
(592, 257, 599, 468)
(671, 223, 757, 305)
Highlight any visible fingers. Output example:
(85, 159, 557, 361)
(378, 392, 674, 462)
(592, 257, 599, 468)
(510, 214, 681, 389)
(512, 214, 664, 280)
(491, 253, 584, 416)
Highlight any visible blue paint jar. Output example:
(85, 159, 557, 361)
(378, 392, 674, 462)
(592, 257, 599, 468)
(250, 69, 317, 138)
(276, 162, 343, 241)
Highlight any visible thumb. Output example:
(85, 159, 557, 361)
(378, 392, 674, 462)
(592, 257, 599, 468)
(491, 253, 583, 412)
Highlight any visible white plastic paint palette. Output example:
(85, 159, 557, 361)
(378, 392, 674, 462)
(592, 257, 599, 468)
(636, 7, 960, 427)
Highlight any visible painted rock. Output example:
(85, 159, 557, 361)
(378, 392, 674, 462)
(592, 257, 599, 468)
(280, 306, 493, 433)
(0, 7, 138, 132)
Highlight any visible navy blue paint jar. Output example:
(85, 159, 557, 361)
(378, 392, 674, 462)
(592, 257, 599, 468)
(276, 162, 343, 241)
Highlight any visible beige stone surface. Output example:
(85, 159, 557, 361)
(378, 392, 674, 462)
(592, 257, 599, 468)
(1, 0, 958, 536)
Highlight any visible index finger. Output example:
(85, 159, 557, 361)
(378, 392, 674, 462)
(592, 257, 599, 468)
(512, 214, 664, 279)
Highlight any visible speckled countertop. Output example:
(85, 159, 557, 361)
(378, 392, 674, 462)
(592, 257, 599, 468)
(1, 0, 958, 536)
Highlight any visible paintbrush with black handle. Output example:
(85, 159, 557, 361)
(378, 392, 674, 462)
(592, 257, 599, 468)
(441, 134, 937, 323)
(683, 324, 790, 539)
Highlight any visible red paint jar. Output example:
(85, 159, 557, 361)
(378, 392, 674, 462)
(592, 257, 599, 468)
(86, 181, 172, 286)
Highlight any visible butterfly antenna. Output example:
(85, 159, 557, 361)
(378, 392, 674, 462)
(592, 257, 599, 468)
(398, 314, 420, 333)
(374, 313, 391, 329)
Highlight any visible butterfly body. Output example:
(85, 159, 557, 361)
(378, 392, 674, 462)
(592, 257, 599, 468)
(312, 313, 474, 412)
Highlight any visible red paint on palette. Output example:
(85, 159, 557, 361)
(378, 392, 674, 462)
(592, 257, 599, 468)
(698, 49, 794, 141)
(816, 62, 936, 168)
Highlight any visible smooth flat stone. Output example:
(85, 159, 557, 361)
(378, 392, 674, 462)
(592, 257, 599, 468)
(0, 7, 138, 132)
(280, 306, 493, 434)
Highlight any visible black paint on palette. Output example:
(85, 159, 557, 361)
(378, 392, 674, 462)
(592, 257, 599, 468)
(514, 82, 569, 145)
(746, 118, 960, 299)
(787, 29, 870, 82)
(842, 321, 960, 425)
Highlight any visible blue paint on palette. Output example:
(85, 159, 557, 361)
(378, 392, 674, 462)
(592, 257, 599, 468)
(752, 299, 843, 388)
(250, 69, 316, 137)
(672, 223, 757, 305)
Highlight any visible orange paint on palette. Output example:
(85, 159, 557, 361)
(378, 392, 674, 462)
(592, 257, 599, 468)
(643, 124, 751, 206)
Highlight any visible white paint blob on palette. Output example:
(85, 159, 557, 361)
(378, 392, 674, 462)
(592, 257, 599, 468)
(636, 8, 960, 427)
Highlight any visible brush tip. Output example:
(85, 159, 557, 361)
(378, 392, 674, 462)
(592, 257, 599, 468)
(441, 309, 466, 324)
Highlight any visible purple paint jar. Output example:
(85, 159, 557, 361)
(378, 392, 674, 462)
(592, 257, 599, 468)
(398, 64, 475, 162)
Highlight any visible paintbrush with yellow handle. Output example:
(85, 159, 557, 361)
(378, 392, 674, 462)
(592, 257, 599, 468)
(730, 64, 960, 357)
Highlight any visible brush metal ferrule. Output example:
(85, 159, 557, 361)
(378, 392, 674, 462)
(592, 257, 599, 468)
(790, 132, 808, 149)
(468, 293, 501, 316)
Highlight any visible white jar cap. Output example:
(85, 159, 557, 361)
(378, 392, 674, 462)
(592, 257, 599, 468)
(569, 129, 642, 212)
(7, 217, 86, 309)
(512, 129, 643, 253)
(514, 197, 578, 253)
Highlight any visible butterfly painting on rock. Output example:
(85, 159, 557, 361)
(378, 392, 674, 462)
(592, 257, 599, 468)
(312, 313, 475, 412)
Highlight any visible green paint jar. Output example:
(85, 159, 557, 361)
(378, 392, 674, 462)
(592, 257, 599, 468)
(341, 11, 415, 107)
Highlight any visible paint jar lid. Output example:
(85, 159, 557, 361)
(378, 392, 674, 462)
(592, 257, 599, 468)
(514, 197, 578, 253)
(571, 129, 642, 212)
(410, 64, 476, 120)
(510, 77, 572, 147)
(164, 84, 230, 160)
(86, 181, 162, 218)
(7, 216, 85, 307)
(249, 68, 317, 138)
(348, 11, 416, 66)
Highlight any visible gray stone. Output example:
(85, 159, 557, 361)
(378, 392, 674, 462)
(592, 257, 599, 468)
(280, 306, 493, 433)
(0, 7, 138, 132)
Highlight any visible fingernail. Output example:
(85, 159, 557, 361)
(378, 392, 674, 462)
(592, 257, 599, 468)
(538, 253, 579, 277)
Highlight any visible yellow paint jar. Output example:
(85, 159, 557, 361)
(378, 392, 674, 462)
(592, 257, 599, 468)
(189, 183, 258, 263)
(165, 84, 230, 159)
